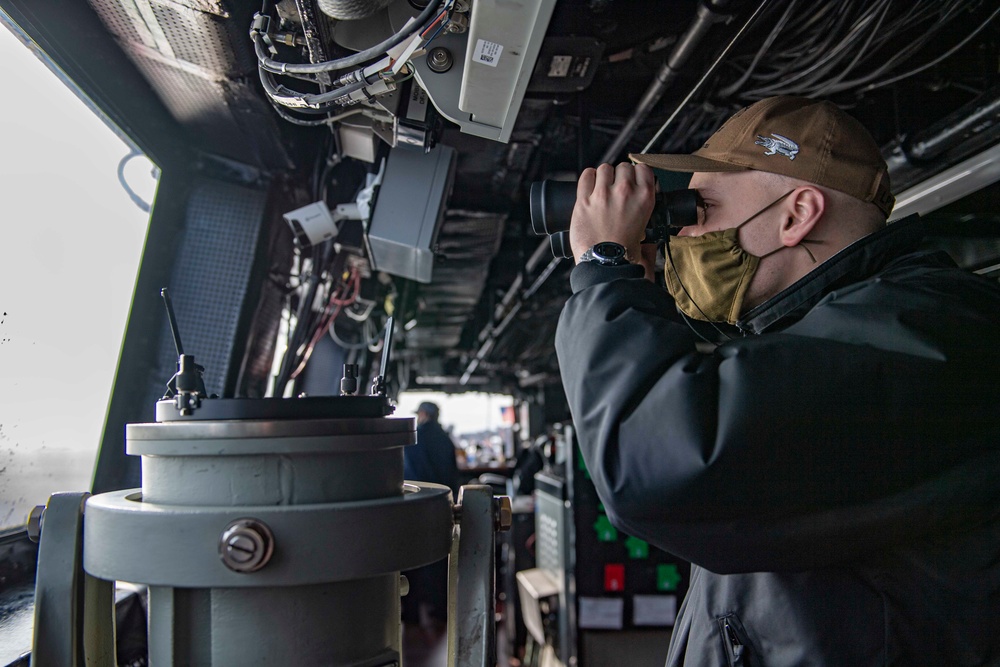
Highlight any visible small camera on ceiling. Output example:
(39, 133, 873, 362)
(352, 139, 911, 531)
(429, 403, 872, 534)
(283, 201, 338, 248)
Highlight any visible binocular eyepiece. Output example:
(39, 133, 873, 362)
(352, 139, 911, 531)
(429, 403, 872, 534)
(529, 180, 700, 258)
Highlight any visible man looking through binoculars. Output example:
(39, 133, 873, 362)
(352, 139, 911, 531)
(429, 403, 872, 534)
(555, 96, 1000, 665)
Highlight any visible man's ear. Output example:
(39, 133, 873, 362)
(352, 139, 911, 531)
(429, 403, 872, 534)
(780, 186, 825, 247)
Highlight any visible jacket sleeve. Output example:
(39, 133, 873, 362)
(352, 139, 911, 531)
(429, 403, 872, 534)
(555, 261, 1000, 573)
(422, 423, 461, 496)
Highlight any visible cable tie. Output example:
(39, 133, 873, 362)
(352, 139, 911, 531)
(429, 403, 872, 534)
(390, 33, 424, 74)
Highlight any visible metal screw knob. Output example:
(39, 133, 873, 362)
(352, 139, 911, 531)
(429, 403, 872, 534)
(494, 496, 512, 532)
(219, 518, 274, 573)
(445, 13, 468, 33)
(427, 47, 453, 73)
(26, 505, 45, 543)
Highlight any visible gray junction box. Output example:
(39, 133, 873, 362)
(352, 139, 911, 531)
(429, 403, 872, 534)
(367, 144, 457, 284)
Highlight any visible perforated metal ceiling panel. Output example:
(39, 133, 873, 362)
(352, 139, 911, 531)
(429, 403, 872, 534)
(148, 1, 255, 76)
(155, 180, 269, 397)
(408, 210, 506, 350)
(87, 0, 290, 170)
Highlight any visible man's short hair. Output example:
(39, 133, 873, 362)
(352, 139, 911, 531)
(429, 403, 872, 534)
(417, 401, 440, 420)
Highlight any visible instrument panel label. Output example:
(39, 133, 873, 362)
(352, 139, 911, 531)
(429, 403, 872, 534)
(473, 39, 503, 67)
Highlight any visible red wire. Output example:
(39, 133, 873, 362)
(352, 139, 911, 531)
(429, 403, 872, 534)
(289, 301, 342, 380)
(289, 269, 357, 380)
(420, 8, 449, 38)
(330, 269, 361, 306)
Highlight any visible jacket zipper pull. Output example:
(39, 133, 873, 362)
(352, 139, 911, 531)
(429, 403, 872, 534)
(724, 619, 745, 663)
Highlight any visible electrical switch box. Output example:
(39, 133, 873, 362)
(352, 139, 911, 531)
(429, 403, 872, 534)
(366, 145, 456, 283)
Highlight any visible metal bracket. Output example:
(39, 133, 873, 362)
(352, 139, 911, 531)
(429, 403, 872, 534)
(30, 492, 115, 667)
(448, 485, 510, 667)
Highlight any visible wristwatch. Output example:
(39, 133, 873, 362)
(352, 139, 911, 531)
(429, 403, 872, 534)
(579, 241, 630, 266)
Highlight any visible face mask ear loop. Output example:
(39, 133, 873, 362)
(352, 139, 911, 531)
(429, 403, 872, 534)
(665, 236, 735, 343)
(762, 237, 820, 263)
(767, 209, 823, 263)
(799, 239, 820, 263)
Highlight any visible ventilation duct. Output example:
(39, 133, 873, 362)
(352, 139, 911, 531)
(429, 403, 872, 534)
(317, 0, 390, 20)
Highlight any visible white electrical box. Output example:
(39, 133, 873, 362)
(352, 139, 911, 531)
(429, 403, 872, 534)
(388, 0, 557, 143)
(366, 145, 457, 283)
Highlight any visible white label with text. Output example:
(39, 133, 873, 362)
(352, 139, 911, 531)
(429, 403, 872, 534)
(473, 39, 503, 67)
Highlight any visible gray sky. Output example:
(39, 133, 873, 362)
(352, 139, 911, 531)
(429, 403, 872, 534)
(0, 21, 155, 529)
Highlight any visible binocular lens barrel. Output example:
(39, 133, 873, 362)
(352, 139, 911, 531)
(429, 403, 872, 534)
(529, 179, 700, 259)
(529, 181, 577, 236)
(549, 231, 573, 259)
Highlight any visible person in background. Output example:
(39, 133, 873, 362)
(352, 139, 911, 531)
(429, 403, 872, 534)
(402, 401, 460, 651)
(511, 434, 548, 497)
(405, 401, 460, 496)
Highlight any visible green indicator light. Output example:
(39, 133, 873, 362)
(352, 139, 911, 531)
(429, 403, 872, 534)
(577, 451, 591, 479)
(657, 564, 681, 591)
(593, 514, 618, 542)
(625, 536, 649, 559)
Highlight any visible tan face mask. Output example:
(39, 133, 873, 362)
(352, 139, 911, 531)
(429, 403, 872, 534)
(664, 190, 801, 325)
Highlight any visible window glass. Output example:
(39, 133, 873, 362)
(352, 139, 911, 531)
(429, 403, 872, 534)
(397, 391, 517, 468)
(0, 24, 154, 532)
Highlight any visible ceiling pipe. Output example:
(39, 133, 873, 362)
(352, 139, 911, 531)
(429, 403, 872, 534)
(483, 238, 551, 341)
(883, 85, 1000, 194)
(461, 249, 560, 386)
(599, 0, 736, 165)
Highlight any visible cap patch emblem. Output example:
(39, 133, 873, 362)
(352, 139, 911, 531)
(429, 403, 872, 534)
(755, 133, 799, 160)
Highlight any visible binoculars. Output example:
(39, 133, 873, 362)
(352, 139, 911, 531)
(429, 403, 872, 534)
(529, 180, 700, 258)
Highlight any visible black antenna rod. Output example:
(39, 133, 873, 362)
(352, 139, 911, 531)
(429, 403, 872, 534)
(379, 316, 394, 381)
(370, 316, 395, 396)
(161, 288, 185, 356)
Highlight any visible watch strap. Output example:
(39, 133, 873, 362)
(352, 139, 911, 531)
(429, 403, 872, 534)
(579, 242, 629, 266)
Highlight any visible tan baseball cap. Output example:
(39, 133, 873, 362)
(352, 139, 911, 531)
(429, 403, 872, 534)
(630, 96, 895, 217)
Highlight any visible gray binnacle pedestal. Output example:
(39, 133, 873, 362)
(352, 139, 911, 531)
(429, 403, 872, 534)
(84, 410, 454, 666)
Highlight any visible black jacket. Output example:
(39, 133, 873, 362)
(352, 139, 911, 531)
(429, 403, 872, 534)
(405, 419, 460, 495)
(555, 215, 1000, 666)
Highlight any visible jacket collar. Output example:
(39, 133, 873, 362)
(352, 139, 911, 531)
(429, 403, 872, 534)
(736, 214, 926, 335)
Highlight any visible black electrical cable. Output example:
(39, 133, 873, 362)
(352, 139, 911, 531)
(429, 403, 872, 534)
(330, 317, 381, 350)
(258, 66, 368, 109)
(253, 0, 444, 75)
(739, 0, 868, 97)
(736, 0, 975, 99)
(253, 0, 436, 111)
(311, 133, 330, 197)
(642, 0, 772, 154)
(790, 2, 858, 69)
(838, 0, 980, 86)
(304, 78, 368, 106)
(718, 0, 799, 97)
(117, 150, 152, 213)
(856, 3, 1000, 93)
(273, 240, 337, 395)
(813, 0, 893, 96)
(772, 3, 883, 92)
(268, 101, 336, 126)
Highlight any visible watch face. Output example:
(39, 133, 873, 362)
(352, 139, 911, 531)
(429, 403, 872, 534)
(594, 242, 626, 262)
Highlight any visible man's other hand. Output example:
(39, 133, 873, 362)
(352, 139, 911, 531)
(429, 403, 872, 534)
(570, 162, 656, 265)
